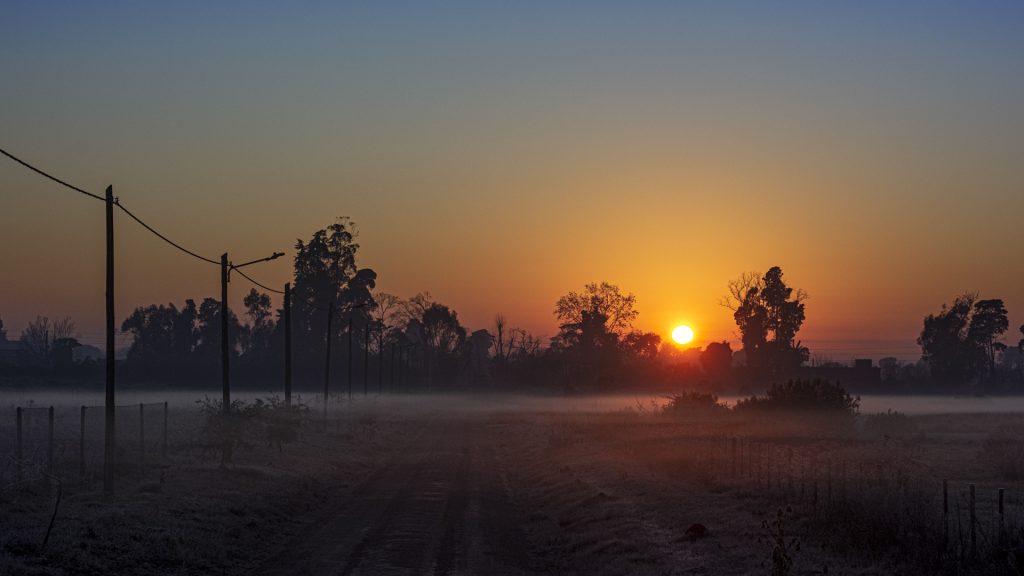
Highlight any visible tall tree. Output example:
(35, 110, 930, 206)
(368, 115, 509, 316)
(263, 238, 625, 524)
(291, 218, 376, 371)
(918, 293, 978, 384)
(967, 298, 1009, 379)
(725, 267, 808, 376)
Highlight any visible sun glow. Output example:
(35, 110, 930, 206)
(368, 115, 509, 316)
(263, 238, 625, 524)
(671, 325, 694, 345)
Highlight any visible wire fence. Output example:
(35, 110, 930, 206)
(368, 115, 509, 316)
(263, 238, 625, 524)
(3, 402, 170, 488)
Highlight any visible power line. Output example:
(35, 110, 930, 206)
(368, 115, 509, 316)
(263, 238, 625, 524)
(231, 266, 285, 295)
(113, 200, 220, 266)
(1, 146, 243, 267)
(0, 147, 105, 202)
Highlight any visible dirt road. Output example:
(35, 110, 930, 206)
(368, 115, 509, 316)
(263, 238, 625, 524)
(257, 417, 530, 576)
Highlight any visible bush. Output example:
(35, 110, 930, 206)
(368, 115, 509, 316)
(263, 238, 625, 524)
(196, 395, 307, 459)
(861, 409, 916, 439)
(661, 391, 728, 417)
(734, 379, 860, 415)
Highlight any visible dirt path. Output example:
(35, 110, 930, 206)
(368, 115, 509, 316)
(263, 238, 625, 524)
(256, 417, 530, 576)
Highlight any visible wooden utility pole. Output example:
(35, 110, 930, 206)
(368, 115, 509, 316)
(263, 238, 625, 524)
(323, 302, 334, 420)
(104, 185, 116, 495)
(284, 283, 292, 407)
(347, 316, 353, 400)
(220, 253, 230, 415)
(363, 320, 369, 397)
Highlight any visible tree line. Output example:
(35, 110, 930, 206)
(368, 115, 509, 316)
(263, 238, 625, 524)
(2, 218, 1022, 393)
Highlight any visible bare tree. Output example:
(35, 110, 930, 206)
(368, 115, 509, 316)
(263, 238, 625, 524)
(20, 316, 77, 364)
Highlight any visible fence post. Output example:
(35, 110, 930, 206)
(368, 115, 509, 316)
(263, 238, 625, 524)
(943, 479, 949, 549)
(47, 406, 54, 477)
(969, 484, 977, 560)
(80, 406, 86, 482)
(139, 403, 145, 466)
(162, 401, 168, 459)
(999, 487, 1005, 547)
(16, 406, 23, 482)
(731, 437, 737, 478)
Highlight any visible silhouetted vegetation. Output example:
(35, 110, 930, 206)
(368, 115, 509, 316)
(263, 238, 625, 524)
(735, 378, 860, 415)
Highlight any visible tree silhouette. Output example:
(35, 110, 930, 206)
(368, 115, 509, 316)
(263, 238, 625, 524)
(918, 293, 1009, 386)
(700, 341, 733, 385)
(20, 316, 76, 366)
(727, 267, 808, 377)
(554, 282, 638, 336)
(969, 299, 1008, 379)
(291, 218, 376, 374)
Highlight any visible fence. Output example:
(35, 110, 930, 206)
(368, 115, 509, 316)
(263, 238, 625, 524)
(695, 434, 1024, 568)
(7, 402, 168, 487)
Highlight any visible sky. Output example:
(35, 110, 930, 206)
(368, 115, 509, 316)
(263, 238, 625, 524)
(2, 2, 1023, 361)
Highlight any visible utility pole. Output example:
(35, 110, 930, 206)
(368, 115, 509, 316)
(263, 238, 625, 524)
(347, 315, 353, 400)
(363, 320, 369, 397)
(104, 186, 115, 495)
(284, 283, 292, 408)
(378, 329, 384, 395)
(221, 253, 230, 416)
(323, 302, 334, 420)
(220, 252, 283, 424)
(220, 253, 231, 463)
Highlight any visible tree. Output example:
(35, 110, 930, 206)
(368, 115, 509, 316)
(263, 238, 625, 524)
(725, 267, 808, 376)
(969, 299, 1008, 379)
(20, 316, 76, 365)
(621, 331, 661, 362)
(700, 341, 733, 384)
(242, 288, 275, 359)
(918, 293, 1009, 386)
(918, 294, 975, 383)
(554, 282, 638, 336)
(291, 218, 377, 371)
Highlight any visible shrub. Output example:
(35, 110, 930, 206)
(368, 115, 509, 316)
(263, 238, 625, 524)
(661, 391, 728, 417)
(861, 409, 916, 439)
(734, 378, 860, 415)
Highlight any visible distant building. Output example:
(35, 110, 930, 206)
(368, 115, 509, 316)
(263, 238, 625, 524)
(0, 326, 24, 365)
(73, 344, 103, 363)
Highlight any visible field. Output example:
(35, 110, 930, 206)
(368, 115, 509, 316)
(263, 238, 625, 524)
(4, 393, 1024, 575)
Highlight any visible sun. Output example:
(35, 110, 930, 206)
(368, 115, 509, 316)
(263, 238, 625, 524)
(672, 325, 695, 345)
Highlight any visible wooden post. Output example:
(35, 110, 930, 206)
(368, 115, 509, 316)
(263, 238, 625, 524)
(16, 406, 23, 482)
(378, 330, 384, 395)
(969, 483, 976, 559)
(943, 479, 949, 549)
(284, 283, 292, 407)
(104, 185, 116, 495)
(999, 487, 1005, 546)
(731, 437, 737, 478)
(162, 402, 168, 459)
(363, 320, 369, 397)
(139, 403, 145, 466)
(347, 316, 353, 400)
(47, 406, 54, 477)
(323, 302, 334, 421)
(79, 406, 86, 482)
(220, 253, 230, 414)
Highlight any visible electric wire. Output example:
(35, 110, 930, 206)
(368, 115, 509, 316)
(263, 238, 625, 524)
(0, 147, 105, 201)
(231, 266, 285, 294)
(113, 199, 220, 266)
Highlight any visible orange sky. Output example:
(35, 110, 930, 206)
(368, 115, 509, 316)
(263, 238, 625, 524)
(2, 3, 1023, 361)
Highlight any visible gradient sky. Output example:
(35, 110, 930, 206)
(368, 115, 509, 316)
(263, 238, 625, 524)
(2, 2, 1023, 360)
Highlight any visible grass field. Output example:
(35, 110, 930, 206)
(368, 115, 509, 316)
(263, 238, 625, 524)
(3, 393, 1024, 575)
